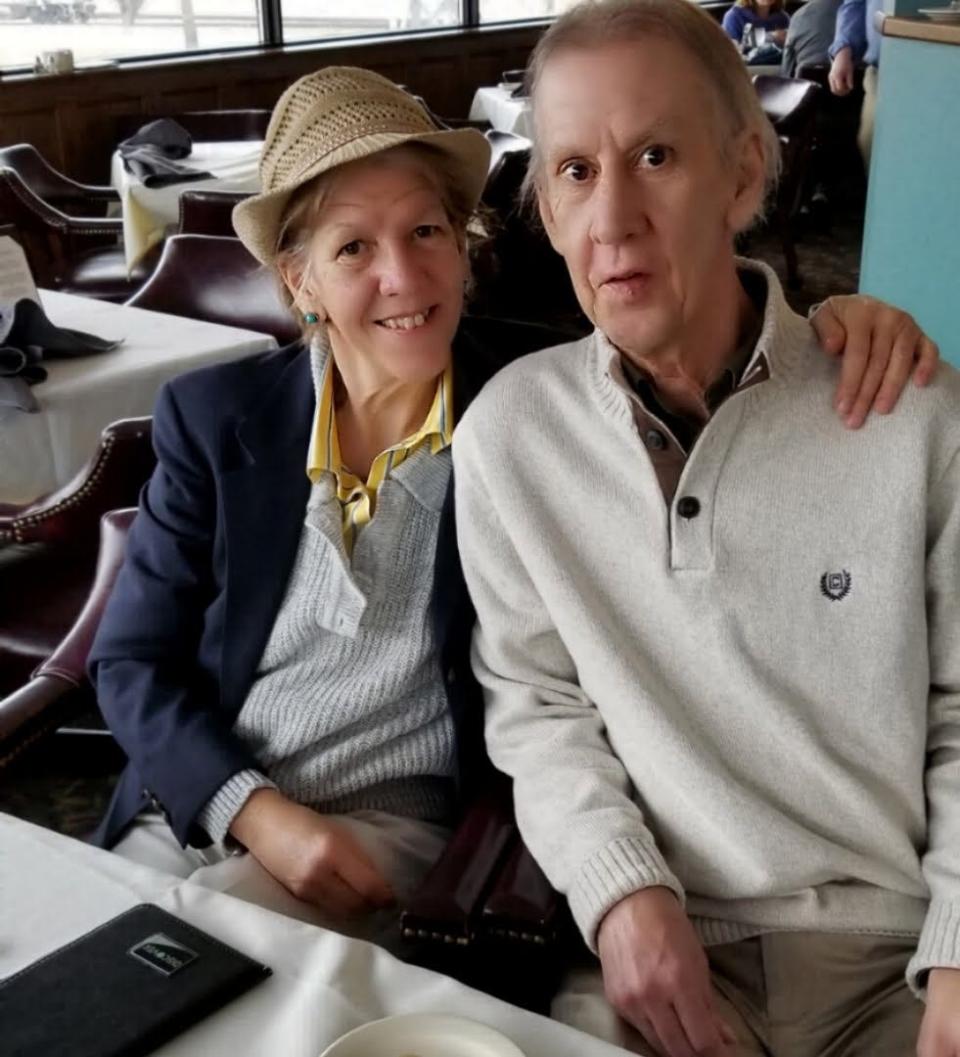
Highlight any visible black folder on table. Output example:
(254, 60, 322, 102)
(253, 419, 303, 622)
(0, 903, 271, 1057)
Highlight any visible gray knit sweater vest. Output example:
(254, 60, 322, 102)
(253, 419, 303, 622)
(197, 342, 456, 843)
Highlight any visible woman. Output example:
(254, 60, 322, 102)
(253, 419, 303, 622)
(89, 66, 938, 949)
(722, 0, 790, 52)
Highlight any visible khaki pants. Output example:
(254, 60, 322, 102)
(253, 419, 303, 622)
(858, 64, 879, 172)
(553, 932, 922, 1056)
(112, 808, 450, 955)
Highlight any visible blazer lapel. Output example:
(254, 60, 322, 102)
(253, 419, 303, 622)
(219, 347, 313, 714)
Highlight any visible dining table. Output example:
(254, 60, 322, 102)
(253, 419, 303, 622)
(0, 289, 277, 505)
(0, 811, 627, 1057)
(110, 139, 263, 271)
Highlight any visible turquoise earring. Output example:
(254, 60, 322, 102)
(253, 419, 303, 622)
(304, 312, 319, 325)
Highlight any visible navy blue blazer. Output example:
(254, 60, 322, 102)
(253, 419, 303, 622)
(88, 318, 549, 850)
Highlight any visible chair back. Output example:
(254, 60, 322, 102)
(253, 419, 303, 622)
(474, 145, 587, 335)
(0, 143, 117, 215)
(177, 190, 250, 237)
(116, 109, 271, 143)
(756, 75, 821, 202)
(0, 168, 123, 291)
(754, 74, 821, 135)
(34, 508, 137, 689)
(125, 234, 300, 345)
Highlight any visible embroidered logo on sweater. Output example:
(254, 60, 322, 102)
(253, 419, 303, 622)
(820, 570, 852, 601)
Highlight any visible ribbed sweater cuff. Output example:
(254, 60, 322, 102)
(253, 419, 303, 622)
(568, 837, 686, 952)
(195, 769, 277, 845)
(907, 899, 960, 997)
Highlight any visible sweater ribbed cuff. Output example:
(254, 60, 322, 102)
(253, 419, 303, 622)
(195, 769, 277, 845)
(906, 898, 960, 997)
(568, 836, 686, 953)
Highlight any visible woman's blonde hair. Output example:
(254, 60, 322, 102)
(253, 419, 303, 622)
(521, 0, 781, 219)
(273, 141, 478, 338)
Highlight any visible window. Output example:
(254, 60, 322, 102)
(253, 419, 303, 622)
(0, 1, 262, 71)
(280, 0, 460, 44)
(479, 0, 577, 23)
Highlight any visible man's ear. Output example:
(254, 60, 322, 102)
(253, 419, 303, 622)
(726, 129, 767, 235)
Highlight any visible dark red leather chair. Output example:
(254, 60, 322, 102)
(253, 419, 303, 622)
(125, 234, 301, 346)
(0, 143, 119, 217)
(115, 110, 271, 144)
(754, 74, 822, 288)
(0, 169, 157, 301)
(0, 418, 155, 700)
(473, 140, 588, 337)
(0, 508, 136, 771)
(177, 190, 250, 238)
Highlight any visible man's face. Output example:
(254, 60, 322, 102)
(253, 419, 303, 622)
(535, 38, 763, 361)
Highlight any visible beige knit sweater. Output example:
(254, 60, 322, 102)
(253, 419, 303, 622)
(453, 261, 960, 994)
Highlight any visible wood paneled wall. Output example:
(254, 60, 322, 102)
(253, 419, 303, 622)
(0, 25, 543, 182)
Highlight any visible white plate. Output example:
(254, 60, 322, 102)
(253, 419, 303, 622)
(918, 7, 960, 21)
(318, 1014, 526, 1057)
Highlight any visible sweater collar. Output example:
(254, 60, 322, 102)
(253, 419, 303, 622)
(593, 257, 807, 397)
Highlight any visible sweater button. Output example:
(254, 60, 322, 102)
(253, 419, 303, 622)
(677, 496, 701, 519)
(645, 429, 667, 451)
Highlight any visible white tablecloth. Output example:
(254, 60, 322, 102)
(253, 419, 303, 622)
(469, 86, 533, 139)
(0, 290, 277, 504)
(110, 140, 263, 270)
(0, 813, 624, 1057)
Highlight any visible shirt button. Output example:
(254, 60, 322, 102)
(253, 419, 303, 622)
(645, 429, 667, 451)
(677, 496, 701, 519)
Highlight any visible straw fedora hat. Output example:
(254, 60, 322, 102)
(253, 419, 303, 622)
(232, 66, 492, 265)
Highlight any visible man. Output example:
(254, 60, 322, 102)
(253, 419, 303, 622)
(453, 1, 960, 1054)
(828, 0, 879, 165)
(781, 0, 842, 77)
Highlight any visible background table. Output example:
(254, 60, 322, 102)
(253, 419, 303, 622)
(469, 85, 533, 138)
(0, 813, 625, 1057)
(0, 290, 277, 504)
(110, 140, 263, 270)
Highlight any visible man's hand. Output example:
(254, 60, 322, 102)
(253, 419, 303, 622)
(230, 788, 395, 916)
(810, 295, 939, 429)
(918, 969, 960, 1057)
(829, 47, 856, 95)
(597, 887, 736, 1057)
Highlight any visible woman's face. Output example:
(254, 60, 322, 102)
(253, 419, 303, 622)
(299, 152, 468, 388)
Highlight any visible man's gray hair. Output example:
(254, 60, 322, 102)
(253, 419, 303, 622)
(521, 0, 781, 216)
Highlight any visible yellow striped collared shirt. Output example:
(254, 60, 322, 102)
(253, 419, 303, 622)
(306, 360, 454, 555)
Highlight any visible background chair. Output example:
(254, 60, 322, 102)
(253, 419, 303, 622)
(125, 233, 300, 345)
(0, 418, 154, 700)
(115, 110, 271, 145)
(754, 74, 821, 288)
(0, 169, 156, 301)
(0, 143, 119, 217)
(472, 135, 588, 336)
(176, 189, 250, 238)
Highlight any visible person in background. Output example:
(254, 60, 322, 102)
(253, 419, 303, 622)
(454, 0, 960, 1054)
(722, 0, 790, 53)
(828, 0, 879, 165)
(781, 0, 842, 76)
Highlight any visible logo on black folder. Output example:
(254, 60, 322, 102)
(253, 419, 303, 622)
(128, 933, 199, 977)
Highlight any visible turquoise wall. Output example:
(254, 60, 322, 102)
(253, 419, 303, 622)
(859, 33, 960, 364)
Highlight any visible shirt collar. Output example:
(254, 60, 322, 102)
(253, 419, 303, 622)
(306, 336, 455, 485)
